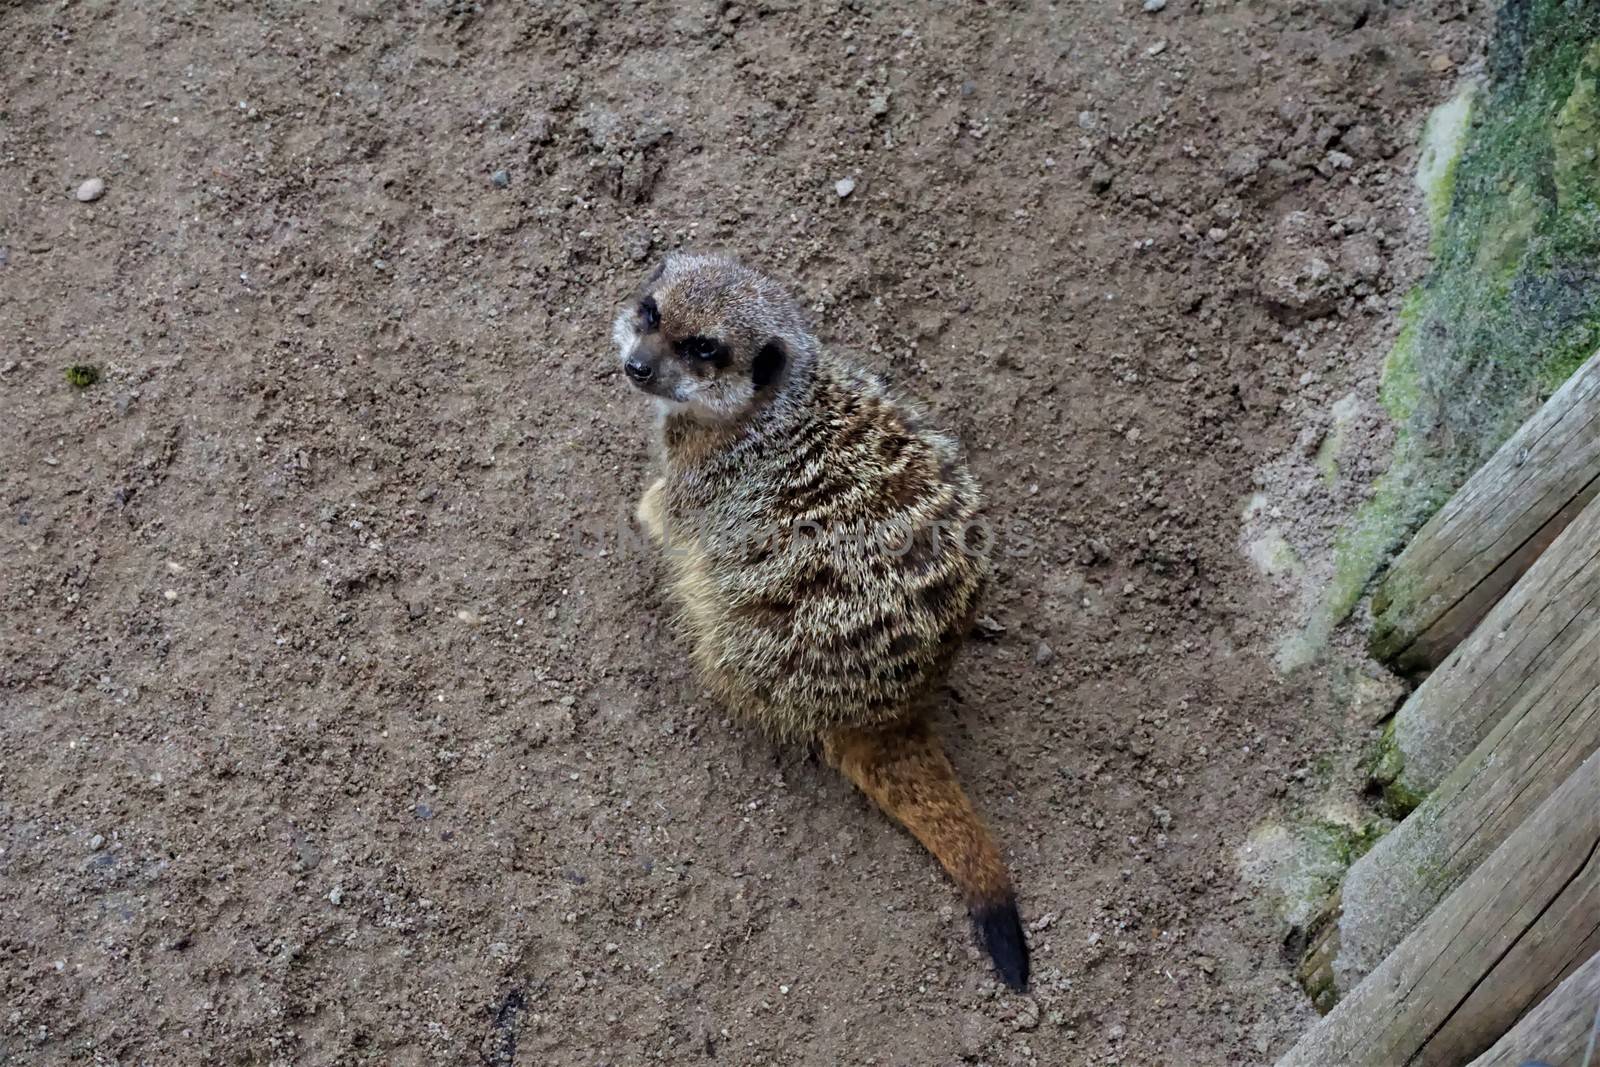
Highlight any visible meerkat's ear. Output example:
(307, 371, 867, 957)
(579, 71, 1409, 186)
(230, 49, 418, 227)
(753, 338, 786, 390)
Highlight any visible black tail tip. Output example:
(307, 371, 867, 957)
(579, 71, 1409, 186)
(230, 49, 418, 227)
(971, 897, 1030, 992)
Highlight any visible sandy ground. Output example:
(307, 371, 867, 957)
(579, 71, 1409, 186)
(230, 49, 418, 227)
(1, 1, 1488, 1064)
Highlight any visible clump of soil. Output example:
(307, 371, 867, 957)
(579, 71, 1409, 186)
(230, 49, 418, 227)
(0, 2, 1487, 1064)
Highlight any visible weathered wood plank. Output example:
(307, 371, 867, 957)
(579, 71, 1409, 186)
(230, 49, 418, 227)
(1277, 749, 1600, 1067)
(1299, 496, 1600, 1003)
(1466, 949, 1600, 1067)
(1369, 348, 1600, 674)
(1383, 493, 1600, 801)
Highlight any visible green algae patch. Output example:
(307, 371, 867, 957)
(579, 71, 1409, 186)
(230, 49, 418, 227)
(65, 364, 100, 389)
(1364, 719, 1427, 817)
(1553, 40, 1600, 209)
(1380, 778, 1426, 820)
(1365, 719, 1405, 790)
(1416, 84, 1477, 236)
(1285, 0, 1600, 671)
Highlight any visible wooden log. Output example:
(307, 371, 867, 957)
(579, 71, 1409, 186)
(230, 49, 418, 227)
(1379, 493, 1600, 804)
(1369, 348, 1600, 674)
(1277, 749, 1600, 1067)
(1298, 500, 1600, 1003)
(1466, 949, 1600, 1067)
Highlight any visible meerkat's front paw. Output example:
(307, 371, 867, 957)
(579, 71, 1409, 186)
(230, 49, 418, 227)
(636, 478, 667, 545)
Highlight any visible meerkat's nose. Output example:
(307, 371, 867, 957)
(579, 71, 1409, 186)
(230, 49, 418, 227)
(624, 358, 654, 384)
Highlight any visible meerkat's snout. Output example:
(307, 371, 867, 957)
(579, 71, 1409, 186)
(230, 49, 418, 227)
(620, 331, 671, 396)
(613, 300, 679, 399)
(623, 355, 654, 384)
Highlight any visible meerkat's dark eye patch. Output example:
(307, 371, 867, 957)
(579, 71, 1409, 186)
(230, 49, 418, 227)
(639, 297, 660, 331)
(753, 338, 785, 390)
(676, 335, 729, 367)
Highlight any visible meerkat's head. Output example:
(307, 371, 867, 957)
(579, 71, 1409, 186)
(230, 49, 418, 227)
(612, 252, 816, 422)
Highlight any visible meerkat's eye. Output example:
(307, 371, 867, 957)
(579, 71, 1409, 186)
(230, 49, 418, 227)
(677, 335, 725, 363)
(639, 297, 660, 331)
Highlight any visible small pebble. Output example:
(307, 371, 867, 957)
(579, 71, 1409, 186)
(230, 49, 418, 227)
(328, 886, 344, 905)
(75, 177, 105, 202)
(1143, 0, 1167, 10)
(868, 95, 889, 117)
(490, 169, 510, 188)
(88, 834, 105, 851)
(834, 177, 856, 198)
(1033, 641, 1055, 666)
(974, 614, 1007, 639)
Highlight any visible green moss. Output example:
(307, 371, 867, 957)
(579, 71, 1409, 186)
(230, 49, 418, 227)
(1315, 817, 1387, 867)
(1536, 300, 1600, 390)
(1325, 484, 1405, 622)
(1377, 291, 1426, 423)
(1381, 779, 1426, 819)
(65, 364, 100, 388)
(1366, 719, 1405, 787)
(1370, 723, 1428, 816)
(1416, 84, 1478, 237)
(1473, 179, 1543, 276)
(1553, 41, 1600, 208)
(1301, 966, 1339, 1015)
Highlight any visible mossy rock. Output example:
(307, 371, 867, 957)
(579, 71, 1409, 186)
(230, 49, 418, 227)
(1293, 0, 1600, 664)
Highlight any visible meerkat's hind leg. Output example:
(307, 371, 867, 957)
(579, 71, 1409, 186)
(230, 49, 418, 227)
(636, 477, 667, 544)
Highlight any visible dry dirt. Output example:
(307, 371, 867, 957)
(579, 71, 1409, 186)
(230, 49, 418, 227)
(0, 1, 1489, 1064)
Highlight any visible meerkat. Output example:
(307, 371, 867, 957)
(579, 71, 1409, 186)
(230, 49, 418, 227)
(613, 252, 1028, 991)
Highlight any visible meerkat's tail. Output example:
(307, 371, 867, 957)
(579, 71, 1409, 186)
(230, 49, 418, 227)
(822, 717, 1029, 991)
